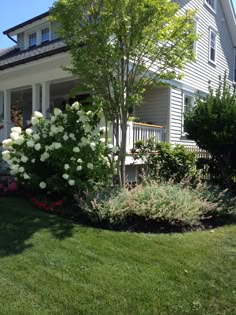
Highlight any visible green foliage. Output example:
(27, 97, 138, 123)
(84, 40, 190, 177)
(80, 182, 236, 228)
(185, 75, 236, 185)
(2, 104, 114, 195)
(51, 0, 196, 186)
(131, 139, 198, 182)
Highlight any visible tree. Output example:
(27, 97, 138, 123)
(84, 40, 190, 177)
(185, 75, 236, 186)
(51, 0, 196, 187)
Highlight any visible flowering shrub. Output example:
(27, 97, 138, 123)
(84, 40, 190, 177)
(2, 103, 116, 195)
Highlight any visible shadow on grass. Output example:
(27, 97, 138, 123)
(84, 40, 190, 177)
(0, 196, 75, 257)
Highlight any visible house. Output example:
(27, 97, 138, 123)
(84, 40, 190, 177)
(0, 0, 236, 155)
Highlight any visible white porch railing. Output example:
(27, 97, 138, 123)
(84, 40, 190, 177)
(125, 121, 165, 152)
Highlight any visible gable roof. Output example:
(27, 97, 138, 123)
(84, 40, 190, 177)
(3, 12, 50, 35)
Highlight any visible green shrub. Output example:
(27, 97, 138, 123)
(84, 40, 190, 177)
(131, 139, 198, 183)
(1, 103, 116, 196)
(79, 182, 234, 229)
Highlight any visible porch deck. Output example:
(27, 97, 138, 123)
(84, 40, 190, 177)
(0, 121, 166, 154)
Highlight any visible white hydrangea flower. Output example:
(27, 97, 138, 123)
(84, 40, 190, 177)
(84, 125, 92, 133)
(34, 143, 41, 151)
(73, 147, 80, 153)
(2, 138, 13, 148)
(63, 134, 69, 141)
(111, 146, 119, 153)
(11, 127, 22, 134)
(54, 108, 62, 116)
(76, 165, 82, 171)
(31, 159, 36, 163)
(100, 138, 106, 143)
(10, 132, 20, 141)
(64, 164, 70, 170)
(68, 180, 75, 186)
(87, 163, 93, 170)
(25, 128, 33, 135)
(54, 142, 62, 149)
(2, 150, 11, 161)
(33, 111, 43, 118)
(71, 101, 80, 110)
(23, 173, 30, 180)
(107, 144, 113, 149)
(40, 152, 50, 162)
(27, 140, 35, 148)
(57, 126, 64, 133)
(69, 133, 76, 140)
(21, 156, 28, 163)
(33, 134, 40, 141)
(77, 158, 82, 164)
(51, 115, 56, 122)
(62, 174, 69, 180)
(19, 166, 25, 173)
(90, 142, 96, 151)
(31, 117, 39, 125)
(15, 136, 25, 146)
(39, 181, 47, 189)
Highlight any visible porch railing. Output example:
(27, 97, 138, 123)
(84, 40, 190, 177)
(126, 121, 165, 152)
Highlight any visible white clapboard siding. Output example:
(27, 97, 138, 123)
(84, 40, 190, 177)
(135, 87, 170, 140)
(170, 88, 196, 146)
(173, 0, 234, 93)
(168, 0, 235, 146)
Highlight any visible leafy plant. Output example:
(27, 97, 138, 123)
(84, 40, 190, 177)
(2, 103, 116, 196)
(131, 139, 198, 183)
(51, 0, 196, 187)
(185, 74, 236, 187)
(79, 181, 235, 229)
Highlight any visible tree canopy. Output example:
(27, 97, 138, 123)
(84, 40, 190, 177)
(51, 0, 196, 186)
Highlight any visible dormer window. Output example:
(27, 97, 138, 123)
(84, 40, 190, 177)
(29, 32, 37, 47)
(205, 0, 216, 12)
(41, 28, 49, 42)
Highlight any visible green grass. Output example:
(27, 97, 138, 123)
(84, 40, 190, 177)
(0, 197, 236, 315)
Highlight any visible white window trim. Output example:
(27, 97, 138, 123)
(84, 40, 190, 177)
(182, 91, 194, 135)
(193, 17, 199, 57)
(208, 28, 218, 65)
(28, 32, 37, 48)
(204, 0, 217, 13)
(24, 23, 51, 49)
(234, 49, 236, 83)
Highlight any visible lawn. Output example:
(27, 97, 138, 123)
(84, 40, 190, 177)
(0, 197, 235, 315)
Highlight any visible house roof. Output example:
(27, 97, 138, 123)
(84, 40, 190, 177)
(0, 39, 68, 71)
(3, 12, 50, 35)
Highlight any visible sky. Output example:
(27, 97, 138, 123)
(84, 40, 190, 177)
(0, 0, 236, 48)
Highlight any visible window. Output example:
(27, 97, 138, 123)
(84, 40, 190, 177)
(29, 32, 37, 47)
(209, 29, 217, 64)
(182, 93, 194, 134)
(41, 28, 49, 42)
(205, 0, 216, 12)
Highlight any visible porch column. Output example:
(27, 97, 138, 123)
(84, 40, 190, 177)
(32, 83, 41, 114)
(0, 92, 3, 121)
(41, 81, 50, 117)
(3, 89, 12, 138)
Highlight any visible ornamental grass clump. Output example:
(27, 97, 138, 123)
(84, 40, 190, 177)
(80, 182, 221, 229)
(2, 103, 116, 196)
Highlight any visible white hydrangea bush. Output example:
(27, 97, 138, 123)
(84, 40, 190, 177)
(2, 103, 116, 195)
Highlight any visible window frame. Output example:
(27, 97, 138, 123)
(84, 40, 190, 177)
(28, 32, 37, 47)
(182, 91, 194, 135)
(208, 28, 217, 65)
(41, 27, 50, 43)
(205, 0, 217, 13)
